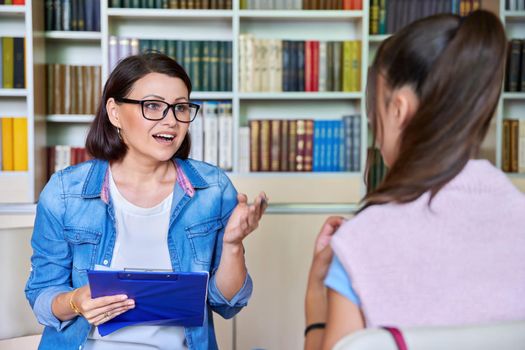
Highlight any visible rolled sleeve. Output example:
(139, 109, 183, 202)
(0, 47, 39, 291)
(33, 286, 74, 331)
(208, 272, 253, 319)
(25, 173, 74, 331)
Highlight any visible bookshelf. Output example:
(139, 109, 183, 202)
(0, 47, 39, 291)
(499, 0, 525, 183)
(0, 1, 45, 204)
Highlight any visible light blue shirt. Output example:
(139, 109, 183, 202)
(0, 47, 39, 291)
(324, 255, 361, 306)
(25, 158, 253, 350)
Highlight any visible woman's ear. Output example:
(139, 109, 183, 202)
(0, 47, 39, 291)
(106, 97, 121, 128)
(391, 86, 419, 129)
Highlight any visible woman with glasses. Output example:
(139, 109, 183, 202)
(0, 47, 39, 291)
(25, 53, 267, 350)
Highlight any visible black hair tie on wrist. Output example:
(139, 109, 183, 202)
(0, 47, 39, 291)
(304, 322, 326, 337)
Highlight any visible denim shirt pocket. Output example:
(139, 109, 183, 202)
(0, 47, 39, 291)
(185, 217, 223, 265)
(64, 228, 102, 275)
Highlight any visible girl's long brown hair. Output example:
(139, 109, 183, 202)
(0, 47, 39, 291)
(362, 10, 507, 210)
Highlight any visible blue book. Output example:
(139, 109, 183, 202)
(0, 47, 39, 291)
(88, 270, 209, 336)
(351, 115, 361, 172)
(325, 121, 333, 172)
(332, 120, 341, 172)
(313, 121, 321, 172)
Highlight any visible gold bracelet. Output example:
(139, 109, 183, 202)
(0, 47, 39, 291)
(69, 288, 81, 315)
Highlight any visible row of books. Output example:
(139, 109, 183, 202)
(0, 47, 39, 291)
(248, 116, 361, 173)
(46, 64, 102, 115)
(502, 119, 525, 173)
(505, 39, 525, 92)
(1, 37, 25, 89)
(241, 0, 363, 10)
(239, 37, 361, 93)
(506, 0, 525, 10)
(366, 147, 387, 193)
(109, 0, 232, 8)
(370, 0, 482, 35)
(1, 117, 28, 172)
(46, 146, 91, 179)
(0, 1, 25, 4)
(44, 0, 101, 32)
(189, 101, 233, 171)
(109, 38, 232, 92)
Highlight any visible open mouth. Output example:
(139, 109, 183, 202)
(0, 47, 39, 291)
(153, 133, 175, 143)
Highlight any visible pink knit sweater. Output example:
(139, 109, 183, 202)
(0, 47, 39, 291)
(332, 160, 525, 327)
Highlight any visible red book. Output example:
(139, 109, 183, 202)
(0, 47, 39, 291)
(343, 0, 352, 10)
(312, 41, 319, 92)
(353, 0, 362, 10)
(13, 0, 26, 4)
(305, 41, 313, 92)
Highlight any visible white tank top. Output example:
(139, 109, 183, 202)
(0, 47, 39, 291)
(84, 169, 187, 350)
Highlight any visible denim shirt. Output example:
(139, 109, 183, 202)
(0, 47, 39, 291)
(25, 158, 253, 350)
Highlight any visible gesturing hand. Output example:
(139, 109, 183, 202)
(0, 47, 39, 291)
(71, 285, 135, 326)
(223, 192, 268, 246)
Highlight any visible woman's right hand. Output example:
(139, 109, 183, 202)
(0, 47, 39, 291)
(71, 285, 135, 326)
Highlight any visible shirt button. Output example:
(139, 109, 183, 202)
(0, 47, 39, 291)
(103, 260, 109, 265)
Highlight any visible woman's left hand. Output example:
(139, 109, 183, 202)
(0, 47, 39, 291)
(223, 192, 268, 246)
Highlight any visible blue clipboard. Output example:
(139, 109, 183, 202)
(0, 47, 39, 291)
(87, 270, 209, 336)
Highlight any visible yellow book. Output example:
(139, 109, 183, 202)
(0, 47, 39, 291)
(350, 40, 362, 92)
(2, 118, 14, 171)
(3, 37, 14, 89)
(342, 41, 352, 92)
(13, 117, 28, 171)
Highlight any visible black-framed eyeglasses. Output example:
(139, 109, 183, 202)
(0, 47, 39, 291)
(115, 97, 200, 123)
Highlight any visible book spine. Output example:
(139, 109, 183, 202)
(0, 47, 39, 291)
(2, 37, 14, 89)
(511, 119, 520, 172)
(13, 37, 25, 89)
(288, 120, 297, 171)
(503, 119, 511, 172)
(318, 41, 327, 92)
(238, 126, 250, 173)
(13, 117, 28, 171)
(190, 41, 202, 92)
(210, 41, 219, 92)
(259, 120, 271, 171)
(518, 119, 525, 173)
(311, 41, 319, 92)
(249, 120, 260, 172)
(295, 120, 306, 171)
(189, 100, 204, 161)
(279, 120, 289, 171)
(270, 119, 281, 171)
(203, 101, 219, 166)
(304, 120, 314, 172)
(2, 118, 14, 171)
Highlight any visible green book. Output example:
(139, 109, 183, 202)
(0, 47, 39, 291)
(226, 41, 232, 91)
(176, 41, 184, 66)
(110, 0, 121, 7)
(209, 41, 219, 92)
(139, 39, 151, 54)
(190, 41, 202, 92)
(201, 41, 211, 91)
(167, 40, 176, 60)
(183, 41, 192, 78)
(3, 37, 14, 89)
(218, 41, 227, 92)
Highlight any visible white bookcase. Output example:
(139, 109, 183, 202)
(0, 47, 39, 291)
(0, 2, 46, 204)
(499, 0, 525, 190)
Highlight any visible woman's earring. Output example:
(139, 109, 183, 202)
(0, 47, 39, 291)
(117, 127, 122, 140)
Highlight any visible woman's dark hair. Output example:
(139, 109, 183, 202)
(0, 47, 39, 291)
(362, 10, 507, 209)
(86, 53, 193, 161)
